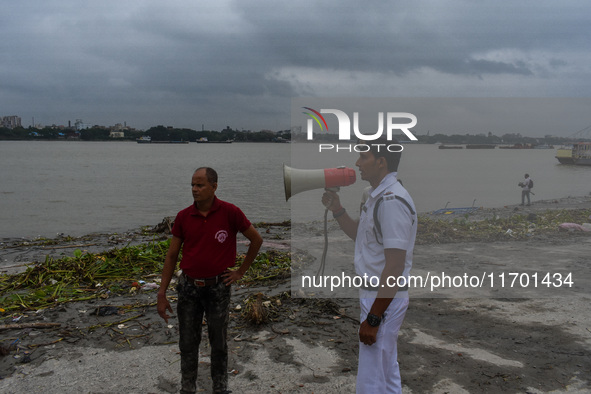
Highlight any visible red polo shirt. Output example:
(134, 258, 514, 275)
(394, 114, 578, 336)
(172, 196, 251, 278)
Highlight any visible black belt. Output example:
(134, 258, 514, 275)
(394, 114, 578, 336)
(361, 284, 409, 292)
(183, 272, 224, 287)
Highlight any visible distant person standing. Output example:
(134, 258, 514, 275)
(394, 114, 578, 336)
(519, 173, 533, 206)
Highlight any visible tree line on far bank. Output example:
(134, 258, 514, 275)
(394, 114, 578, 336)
(142, 125, 290, 142)
(0, 125, 587, 145)
(0, 125, 291, 143)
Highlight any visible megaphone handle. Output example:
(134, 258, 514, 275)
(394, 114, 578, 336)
(322, 187, 340, 209)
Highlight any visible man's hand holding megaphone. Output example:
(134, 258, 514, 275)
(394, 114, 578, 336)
(322, 189, 342, 213)
(322, 188, 359, 241)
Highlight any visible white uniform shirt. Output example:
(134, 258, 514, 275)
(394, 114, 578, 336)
(355, 172, 417, 297)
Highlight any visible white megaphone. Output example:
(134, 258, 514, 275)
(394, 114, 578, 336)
(283, 164, 356, 201)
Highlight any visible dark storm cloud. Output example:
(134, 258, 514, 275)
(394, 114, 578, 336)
(1, 0, 590, 133)
(234, 0, 587, 76)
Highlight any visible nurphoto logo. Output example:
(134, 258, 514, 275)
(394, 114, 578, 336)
(302, 107, 418, 153)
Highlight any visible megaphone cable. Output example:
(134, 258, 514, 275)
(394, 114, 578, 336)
(316, 207, 330, 278)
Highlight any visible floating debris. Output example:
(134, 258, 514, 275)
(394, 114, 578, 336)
(417, 208, 591, 244)
(244, 293, 268, 325)
(0, 240, 291, 312)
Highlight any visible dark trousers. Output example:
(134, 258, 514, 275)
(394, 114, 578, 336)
(177, 277, 231, 393)
(521, 190, 531, 205)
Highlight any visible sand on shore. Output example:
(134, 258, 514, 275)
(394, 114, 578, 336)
(0, 196, 590, 393)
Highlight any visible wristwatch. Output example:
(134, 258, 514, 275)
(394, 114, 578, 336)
(366, 313, 382, 327)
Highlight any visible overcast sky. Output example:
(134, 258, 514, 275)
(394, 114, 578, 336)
(2, 0, 590, 135)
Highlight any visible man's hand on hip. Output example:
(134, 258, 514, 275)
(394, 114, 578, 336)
(222, 269, 244, 286)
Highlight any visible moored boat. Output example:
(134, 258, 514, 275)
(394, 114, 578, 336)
(136, 135, 151, 143)
(555, 142, 591, 165)
(196, 137, 233, 143)
(151, 140, 189, 144)
(498, 143, 532, 149)
(136, 135, 189, 144)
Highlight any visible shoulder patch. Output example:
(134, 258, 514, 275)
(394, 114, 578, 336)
(395, 195, 416, 216)
(373, 194, 416, 245)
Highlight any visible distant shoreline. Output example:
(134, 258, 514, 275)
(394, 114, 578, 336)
(0, 139, 291, 143)
(2, 194, 591, 243)
(2, 194, 590, 276)
(421, 194, 591, 221)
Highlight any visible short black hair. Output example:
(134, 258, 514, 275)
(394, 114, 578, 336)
(195, 167, 218, 184)
(358, 136, 402, 172)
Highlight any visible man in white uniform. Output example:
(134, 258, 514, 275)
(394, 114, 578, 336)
(322, 138, 417, 393)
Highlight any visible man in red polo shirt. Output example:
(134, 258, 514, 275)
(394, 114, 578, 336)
(157, 167, 263, 394)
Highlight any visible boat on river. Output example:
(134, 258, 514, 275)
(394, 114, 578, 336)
(196, 137, 233, 143)
(466, 144, 495, 149)
(555, 142, 591, 165)
(136, 136, 151, 143)
(136, 135, 189, 144)
(498, 143, 532, 149)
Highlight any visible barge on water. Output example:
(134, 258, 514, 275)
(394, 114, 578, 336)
(466, 144, 495, 149)
(555, 142, 591, 165)
(136, 136, 189, 144)
(196, 137, 233, 143)
(136, 136, 151, 143)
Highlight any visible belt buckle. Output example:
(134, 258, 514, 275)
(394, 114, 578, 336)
(194, 279, 206, 287)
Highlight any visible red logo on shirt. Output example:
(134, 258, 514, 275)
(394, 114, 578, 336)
(215, 230, 228, 243)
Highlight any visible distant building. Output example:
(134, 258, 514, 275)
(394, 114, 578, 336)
(109, 131, 125, 138)
(1, 115, 22, 129)
(74, 119, 92, 130)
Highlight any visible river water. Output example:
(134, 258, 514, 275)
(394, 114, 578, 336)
(1, 141, 590, 239)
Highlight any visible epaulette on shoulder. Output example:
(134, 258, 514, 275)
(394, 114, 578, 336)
(373, 194, 416, 245)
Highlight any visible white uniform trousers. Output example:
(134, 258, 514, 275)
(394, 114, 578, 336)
(357, 295, 409, 394)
